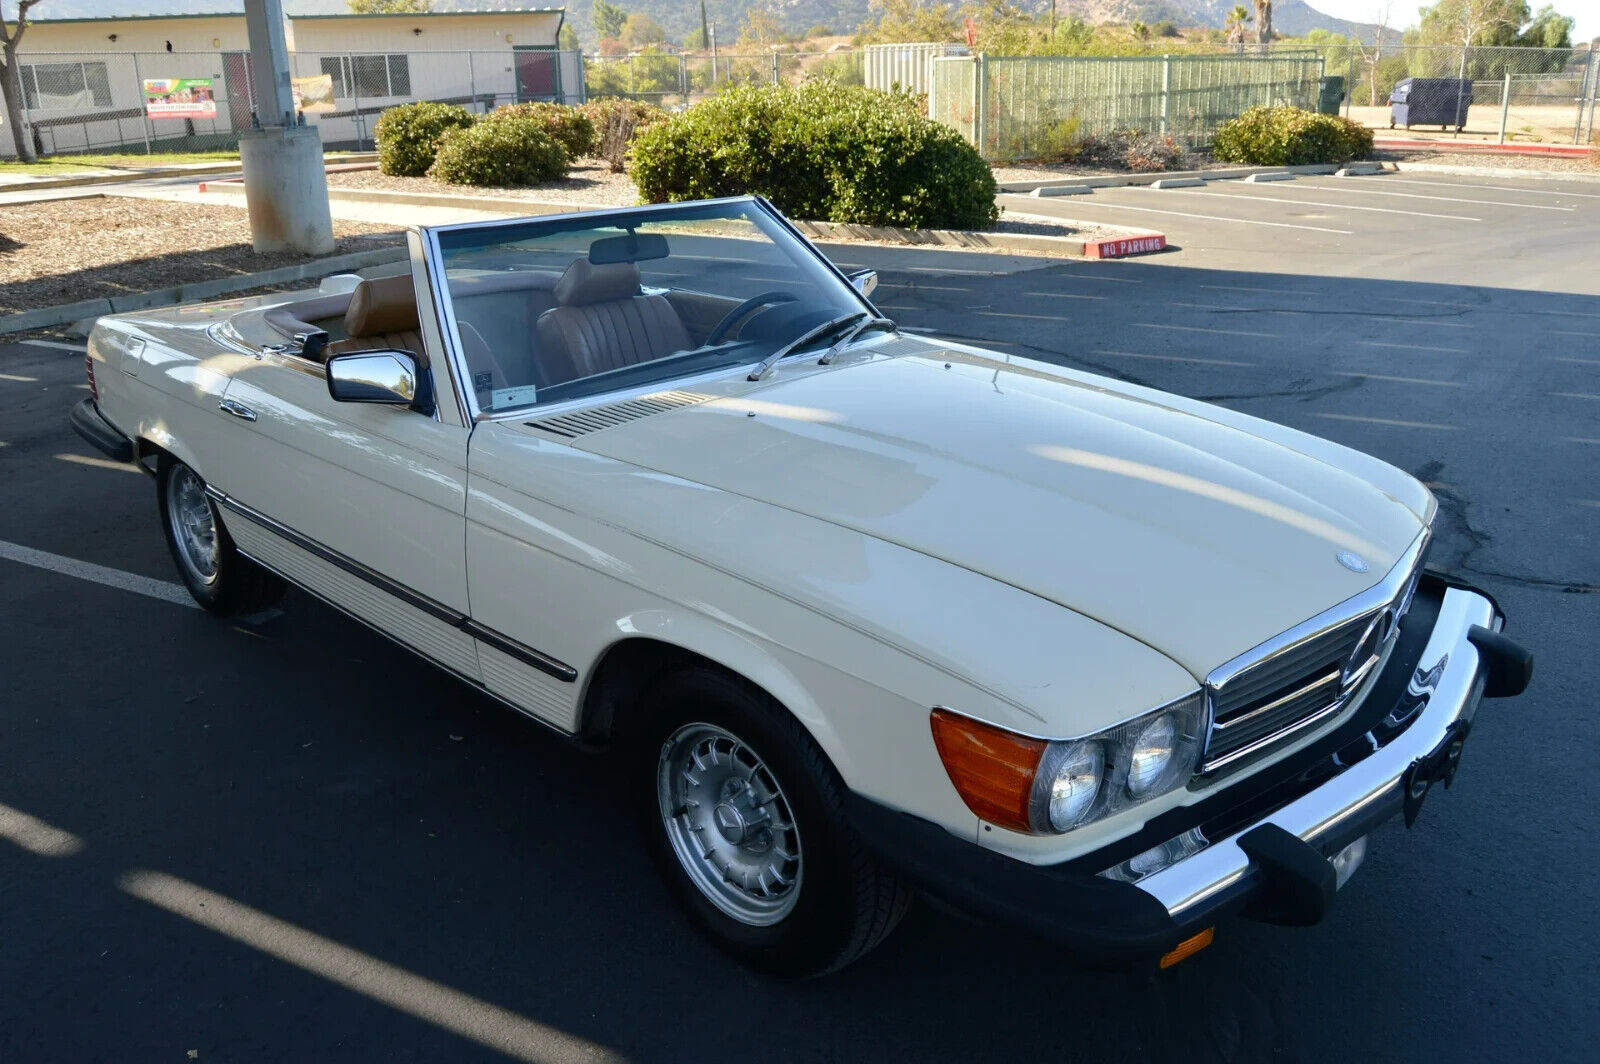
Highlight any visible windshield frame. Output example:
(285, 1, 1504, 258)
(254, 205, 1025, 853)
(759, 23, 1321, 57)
(420, 196, 878, 424)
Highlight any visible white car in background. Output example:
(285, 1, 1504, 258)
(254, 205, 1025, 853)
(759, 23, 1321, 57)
(71, 197, 1531, 976)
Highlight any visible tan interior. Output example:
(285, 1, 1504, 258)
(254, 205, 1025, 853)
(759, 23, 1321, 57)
(535, 260, 691, 383)
(324, 275, 427, 365)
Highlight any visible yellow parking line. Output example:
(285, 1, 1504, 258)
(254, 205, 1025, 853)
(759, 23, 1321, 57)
(55, 453, 141, 474)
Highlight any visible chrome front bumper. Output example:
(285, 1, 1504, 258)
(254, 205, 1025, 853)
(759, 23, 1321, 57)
(1136, 585, 1500, 918)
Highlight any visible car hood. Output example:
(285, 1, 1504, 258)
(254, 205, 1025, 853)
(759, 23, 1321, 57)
(552, 342, 1430, 678)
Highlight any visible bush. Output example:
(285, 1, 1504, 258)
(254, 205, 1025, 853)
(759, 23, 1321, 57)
(579, 98, 667, 172)
(630, 81, 999, 230)
(490, 102, 595, 160)
(1123, 131, 1182, 172)
(1212, 106, 1373, 166)
(374, 101, 476, 177)
(428, 113, 569, 186)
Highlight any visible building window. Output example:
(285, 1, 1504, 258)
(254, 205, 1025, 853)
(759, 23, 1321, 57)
(317, 54, 412, 99)
(21, 62, 113, 110)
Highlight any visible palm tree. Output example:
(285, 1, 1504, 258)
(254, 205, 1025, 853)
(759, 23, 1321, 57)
(1225, 5, 1253, 50)
(1253, 0, 1274, 45)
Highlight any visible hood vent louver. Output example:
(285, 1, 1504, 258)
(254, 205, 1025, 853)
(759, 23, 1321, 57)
(525, 389, 709, 439)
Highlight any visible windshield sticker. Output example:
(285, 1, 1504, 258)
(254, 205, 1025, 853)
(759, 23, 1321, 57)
(492, 386, 537, 408)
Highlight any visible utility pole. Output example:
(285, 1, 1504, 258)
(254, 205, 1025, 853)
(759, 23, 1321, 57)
(238, 0, 333, 254)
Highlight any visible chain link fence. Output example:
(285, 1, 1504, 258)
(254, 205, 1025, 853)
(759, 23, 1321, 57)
(579, 49, 865, 107)
(1315, 43, 1597, 145)
(4, 48, 585, 158)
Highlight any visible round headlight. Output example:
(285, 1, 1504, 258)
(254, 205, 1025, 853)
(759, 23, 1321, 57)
(1127, 713, 1179, 797)
(1046, 741, 1104, 831)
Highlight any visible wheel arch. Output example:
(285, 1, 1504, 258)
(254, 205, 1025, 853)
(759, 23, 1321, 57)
(577, 622, 858, 785)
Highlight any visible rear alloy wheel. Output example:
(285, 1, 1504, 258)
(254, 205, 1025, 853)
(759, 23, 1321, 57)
(635, 668, 910, 977)
(158, 459, 285, 616)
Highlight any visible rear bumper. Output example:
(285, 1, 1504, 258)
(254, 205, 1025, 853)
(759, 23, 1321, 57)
(70, 398, 134, 463)
(847, 576, 1530, 968)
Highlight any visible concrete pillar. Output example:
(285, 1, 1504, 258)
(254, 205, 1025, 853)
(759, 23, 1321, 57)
(238, 125, 335, 255)
(240, 0, 333, 255)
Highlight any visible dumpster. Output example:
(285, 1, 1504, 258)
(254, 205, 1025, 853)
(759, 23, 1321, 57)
(1317, 75, 1345, 115)
(1389, 77, 1471, 131)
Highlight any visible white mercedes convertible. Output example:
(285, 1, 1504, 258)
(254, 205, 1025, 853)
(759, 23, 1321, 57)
(71, 197, 1530, 976)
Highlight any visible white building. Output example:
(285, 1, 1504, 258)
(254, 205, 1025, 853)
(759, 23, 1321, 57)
(3, 8, 580, 158)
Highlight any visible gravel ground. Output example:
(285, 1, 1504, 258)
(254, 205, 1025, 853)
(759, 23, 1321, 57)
(326, 161, 639, 207)
(1375, 147, 1600, 173)
(0, 198, 402, 315)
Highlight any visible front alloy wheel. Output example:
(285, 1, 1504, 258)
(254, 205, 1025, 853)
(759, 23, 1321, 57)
(657, 723, 804, 927)
(634, 667, 910, 977)
(157, 458, 285, 616)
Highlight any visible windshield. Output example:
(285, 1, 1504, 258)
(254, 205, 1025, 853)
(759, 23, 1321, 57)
(432, 200, 867, 415)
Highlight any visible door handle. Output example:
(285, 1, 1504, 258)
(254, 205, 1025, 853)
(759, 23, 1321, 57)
(219, 398, 257, 422)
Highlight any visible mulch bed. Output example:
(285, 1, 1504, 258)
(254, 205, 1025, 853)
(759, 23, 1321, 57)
(325, 160, 639, 208)
(0, 197, 402, 316)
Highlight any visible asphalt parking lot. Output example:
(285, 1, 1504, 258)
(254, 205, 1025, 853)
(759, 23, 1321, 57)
(2, 169, 1597, 1063)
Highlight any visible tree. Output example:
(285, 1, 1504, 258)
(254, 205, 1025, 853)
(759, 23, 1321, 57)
(620, 14, 667, 49)
(347, 0, 431, 12)
(1225, 5, 1253, 48)
(1, 0, 41, 163)
(853, 0, 961, 46)
(738, 8, 782, 47)
(558, 22, 579, 50)
(1517, 4, 1573, 47)
(591, 0, 628, 42)
(1131, 20, 1150, 42)
(1415, 1, 1527, 47)
(1354, 2, 1394, 106)
(1253, 0, 1273, 44)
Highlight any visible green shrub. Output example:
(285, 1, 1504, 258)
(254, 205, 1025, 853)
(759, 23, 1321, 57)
(630, 81, 999, 230)
(491, 102, 595, 160)
(579, 98, 667, 172)
(1212, 106, 1374, 166)
(428, 114, 569, 186)
(374, 101, 477, 177)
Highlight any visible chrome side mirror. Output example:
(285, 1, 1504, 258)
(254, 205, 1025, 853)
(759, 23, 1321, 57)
(848, 269, 878, 298)
(326, 350, 419, 405)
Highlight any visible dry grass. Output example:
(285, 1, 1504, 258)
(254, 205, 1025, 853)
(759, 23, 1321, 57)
(326, 160, 639, 208)
(0, 196, 401, 316)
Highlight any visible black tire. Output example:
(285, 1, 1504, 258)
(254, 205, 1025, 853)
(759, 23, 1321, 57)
(157, 458, 285, 617)
(632, 666, 911, 977)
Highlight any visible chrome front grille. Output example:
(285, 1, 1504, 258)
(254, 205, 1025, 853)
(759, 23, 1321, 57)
(1200, 536, 1428, 774)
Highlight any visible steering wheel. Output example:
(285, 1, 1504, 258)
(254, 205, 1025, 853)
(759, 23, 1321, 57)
(706, 291, 799, 346)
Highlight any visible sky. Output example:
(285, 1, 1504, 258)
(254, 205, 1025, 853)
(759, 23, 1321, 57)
(1307, 0, 1600, 43)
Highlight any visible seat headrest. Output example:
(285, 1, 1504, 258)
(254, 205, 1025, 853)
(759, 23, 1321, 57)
(554, 258, 641, 307)
(344, 274, 419, 339)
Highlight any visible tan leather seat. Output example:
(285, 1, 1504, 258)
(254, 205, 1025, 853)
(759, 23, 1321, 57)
(535, 259, 690, 383)
(325, 275, 427, 365)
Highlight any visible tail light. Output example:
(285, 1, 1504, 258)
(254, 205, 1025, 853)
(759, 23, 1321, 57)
(85, 348, 98, 401)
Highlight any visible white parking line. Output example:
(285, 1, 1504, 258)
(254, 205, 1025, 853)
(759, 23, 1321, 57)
(1333, 371, 1464, 387)
(1168, 302, 1472, 327)
(1553, 356, 1600, 366)
(1314, 412, 1461, 431)
(1169, 187, 1481, 222)
(20, 339, 87, 353)
(978, 311, 1069, 321)
(1134, 323, 1276, 338)
(1567, 437, 1600, 445)
(1356, 340, 1466, 354)
(1200, 284, 1321, 295)
(1292, 182, 1575, 211)
(1018, 291, 1108, 300)
(0, 372, 39, 382)
(1000, 194, 1354, 234)
(120, 870, 626, 1064)
(0, 539, 197, 609)
(1381, 176, 1600, 200)
(1093, 349, 1256, 367)
(1551, 392, 1600, 400)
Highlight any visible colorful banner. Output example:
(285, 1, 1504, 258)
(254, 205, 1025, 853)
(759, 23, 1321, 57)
(143, 78, 217, 120)
(292, 74, 336, 114)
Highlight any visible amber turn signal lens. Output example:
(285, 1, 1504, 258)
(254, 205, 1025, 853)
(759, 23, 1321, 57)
(929, 709, 1047, 833)
(1158, 927, 1214, 969)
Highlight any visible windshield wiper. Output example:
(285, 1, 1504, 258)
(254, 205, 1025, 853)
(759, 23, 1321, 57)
(748, 313, 866, 381)
(817, 315, 896, 365)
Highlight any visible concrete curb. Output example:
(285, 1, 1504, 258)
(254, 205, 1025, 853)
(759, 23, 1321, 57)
(4, 152, 379, 193)
(995, 163, 1358, 194)
(201, 180, 1163, 260)
(0, 243, 406, 337)
(1389, 160, 1600, 184)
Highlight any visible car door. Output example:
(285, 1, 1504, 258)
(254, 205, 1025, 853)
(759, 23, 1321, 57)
(209, 260, 478, 682)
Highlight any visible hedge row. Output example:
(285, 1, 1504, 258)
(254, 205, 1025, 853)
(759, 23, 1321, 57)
(629, 81, 998, 231)
(1212, 106, 1374, 166)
